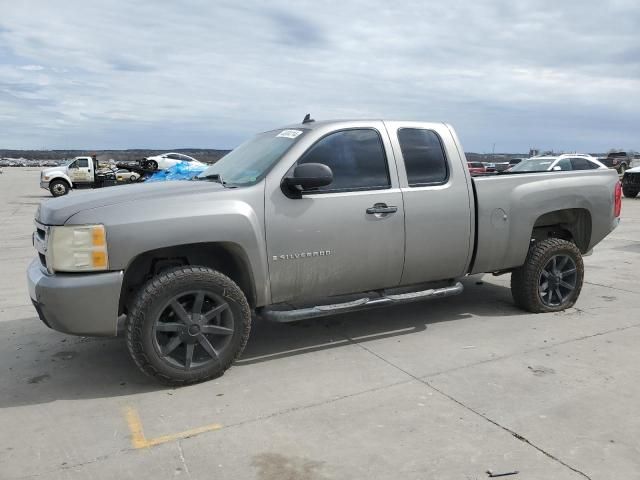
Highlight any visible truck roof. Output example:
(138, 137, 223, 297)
(277, 118, 447, 132)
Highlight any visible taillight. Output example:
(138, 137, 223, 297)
(614, 181, 622, 217)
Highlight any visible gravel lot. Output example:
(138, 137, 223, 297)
(1, 167, 639, 479)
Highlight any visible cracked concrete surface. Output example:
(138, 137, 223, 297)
(1, 168, 639, 479)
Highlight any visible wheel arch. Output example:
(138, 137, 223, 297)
(119, 242, 257, 315)
(50, 175, 73, 188)
(531, 208, 592, 253)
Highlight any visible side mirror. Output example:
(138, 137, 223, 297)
(283, 163, 333, 196)
(552, 166, 562, 171)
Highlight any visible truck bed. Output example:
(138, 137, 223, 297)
(469, 169, 620, 274)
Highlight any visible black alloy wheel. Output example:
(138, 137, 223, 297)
(511, 238, 584, 313)
(538, 254, 578, 307)
(126, 267, 251, 385)
(153, 290, 234, 370)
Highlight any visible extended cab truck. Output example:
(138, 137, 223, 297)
(599, 151, 634, 174)
(27, 120, 622, 385)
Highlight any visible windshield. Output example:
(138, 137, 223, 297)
(510, 158, 555, 172)
(197, 128, 308, 185)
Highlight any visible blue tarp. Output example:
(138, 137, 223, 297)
(145, 161, 207, 182)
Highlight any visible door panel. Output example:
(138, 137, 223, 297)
(69, 159, 92, 183)
(385, 122, 473, 285)
(266, 189, 405, 303)
(265, 123, 405, 304)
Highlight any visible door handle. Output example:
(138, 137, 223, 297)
(366, 203, 398, 215)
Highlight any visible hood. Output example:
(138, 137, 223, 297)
(41, 166, 66, 176)
(38, 180, 226, 225)
(625, 166, 640, 174)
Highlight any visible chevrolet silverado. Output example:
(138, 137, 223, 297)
(28, 119, 622, 384)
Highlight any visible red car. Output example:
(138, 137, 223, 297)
(467, 161, 486, 176)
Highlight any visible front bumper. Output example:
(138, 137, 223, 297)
(27, 259, 124, 336)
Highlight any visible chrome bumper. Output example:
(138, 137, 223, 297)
(27, 259, 124, 336)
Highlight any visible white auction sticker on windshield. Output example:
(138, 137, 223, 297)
(276, 129, 303, 139)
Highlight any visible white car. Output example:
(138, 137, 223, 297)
(509, 154, 607, 173)
(143, 153, 204, 171)
(115, 169, 141, 183)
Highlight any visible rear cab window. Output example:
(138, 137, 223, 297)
(397, 128, 449, 186)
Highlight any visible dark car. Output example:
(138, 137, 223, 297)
(622, 167, 640, 198)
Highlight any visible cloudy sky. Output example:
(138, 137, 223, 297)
(1, 0, 638, 152)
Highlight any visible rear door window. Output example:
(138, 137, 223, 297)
(397, 128, 449, 186)
(297, 129, 390, 192)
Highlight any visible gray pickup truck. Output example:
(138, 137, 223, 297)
(28, 119, 622, 385)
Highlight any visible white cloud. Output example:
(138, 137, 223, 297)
(19, 64, 44, 71)
(0, 0, 638, 151)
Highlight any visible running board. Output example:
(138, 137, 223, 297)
(260, 282, 464, 323)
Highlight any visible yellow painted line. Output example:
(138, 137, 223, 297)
(124, 406, 147, 449)
(124, 406, 223, 449)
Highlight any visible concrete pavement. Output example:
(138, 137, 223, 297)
(1, 168, 639, 479)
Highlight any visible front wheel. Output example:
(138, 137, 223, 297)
(511, 238, 584, 313)
(49, 179, 70, 197)
(126, 266, 251, 385)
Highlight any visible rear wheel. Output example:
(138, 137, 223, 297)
(511, 238, 584, 313)
(146, 160, 158, 171)
(49, 179, 69, 197)
(622, 186, 638, 198)
(126, 266, 251, 385)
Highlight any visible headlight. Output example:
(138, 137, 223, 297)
(49, 225, 109, 272)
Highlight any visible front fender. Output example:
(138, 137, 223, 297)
(47, 172, 73, 187)
(66, 193, 270, 305)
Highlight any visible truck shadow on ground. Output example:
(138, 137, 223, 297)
(239, 279, 521, 366)
(0, 280, 521, 407)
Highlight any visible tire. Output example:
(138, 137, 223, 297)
(49, 179, 70, 197)
(622, 186, 638, 198)
(511, 238, 584, 313)
(146, 160, 158, 171)
(126, 266, 251, 385)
